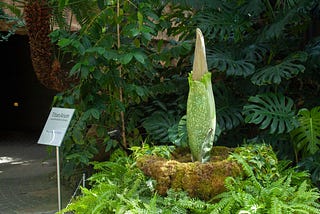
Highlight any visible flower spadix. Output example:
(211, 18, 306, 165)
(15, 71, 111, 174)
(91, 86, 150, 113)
(187, 28, 216, 163)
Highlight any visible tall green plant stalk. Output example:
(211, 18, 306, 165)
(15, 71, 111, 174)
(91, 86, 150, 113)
(117, 0, 127, 149)
(187, 28, 216, 163)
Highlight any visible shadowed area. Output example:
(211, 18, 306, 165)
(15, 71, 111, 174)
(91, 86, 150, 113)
(0, 131, 73, 213)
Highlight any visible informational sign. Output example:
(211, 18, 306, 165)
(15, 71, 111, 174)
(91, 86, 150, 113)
(38, 107, 75, 147)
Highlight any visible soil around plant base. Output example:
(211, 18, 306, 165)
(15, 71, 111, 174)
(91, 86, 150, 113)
(136, 146, 243, 200)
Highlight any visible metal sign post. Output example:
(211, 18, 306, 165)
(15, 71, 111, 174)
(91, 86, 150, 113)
(38, 107, 75, 212)
(56, 146, 61, 211)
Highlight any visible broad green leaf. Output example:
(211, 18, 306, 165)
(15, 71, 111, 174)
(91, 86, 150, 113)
(207, 49, 255, 77)
(142, 111, 177, 143)
(243, 93, 298, 134)
(168, 115, 188, 147)
(251, 52, 307, 85)
(263, 9, 296, 39)
(58, 38, 72, 47)
(88, 108, 100, 120)
(134, 52, 146, 64)
(214, 83, 244, 131)
(291, 106, 320, 156)
(70, 62, 81, 76)
(195, 8, 252, 42)
(58, 0, 69, 9)
(85, 47, 106, 55)
(119, 53, 133, 64)
(103, 50, 118, 60)
(238, 0, 265, 17)
(243, 43, 268, 63)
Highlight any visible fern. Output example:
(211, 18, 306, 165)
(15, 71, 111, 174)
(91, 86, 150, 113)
(291, 106, 320, 156)
(243, 93, 298, 134)
(213, 144, 320, 214)
(251, 51, 307, 85)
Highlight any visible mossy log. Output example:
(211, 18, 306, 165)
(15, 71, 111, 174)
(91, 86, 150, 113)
(137, 146, 242, 200)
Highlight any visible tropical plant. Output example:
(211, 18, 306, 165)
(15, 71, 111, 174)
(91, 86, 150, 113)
(140, 0, 320, 154)
(298, 151, 320, 188)
(4, 0, 319, 185)
(187, 28, 216, 163)
(291, 106, 320, 158)
(48, 0, 193, 177)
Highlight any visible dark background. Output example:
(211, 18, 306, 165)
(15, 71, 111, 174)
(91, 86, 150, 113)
(0, 34, 56, 132)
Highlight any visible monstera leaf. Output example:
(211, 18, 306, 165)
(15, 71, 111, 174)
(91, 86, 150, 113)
(142, 110, 177, 143)
(243, 93, 298, 134)
(207, 48, 255, 77)
(195, 5, 252, 42)
(168, 115, 188, 147)
(214, 83, 244, 131)
(251, 51, 307, 85)
(238, 0, 265, 17)
(291, 106, 320, 156)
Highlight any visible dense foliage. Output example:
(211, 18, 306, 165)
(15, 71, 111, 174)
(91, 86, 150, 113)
(59, 144, 320, 213)
(45, 0, 320, 185)
(2, 0, 320, 212)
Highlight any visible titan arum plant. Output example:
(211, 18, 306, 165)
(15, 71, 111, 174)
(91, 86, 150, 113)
(187, 28, 216, 163)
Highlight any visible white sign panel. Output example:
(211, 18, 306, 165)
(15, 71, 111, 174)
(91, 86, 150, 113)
(38, 107, 75, 147)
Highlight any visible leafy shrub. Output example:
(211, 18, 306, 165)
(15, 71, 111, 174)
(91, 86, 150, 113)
(212, 144, 320, 214)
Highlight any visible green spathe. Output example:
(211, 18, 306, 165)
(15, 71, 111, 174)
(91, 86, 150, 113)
(187, 71, 216, 163)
